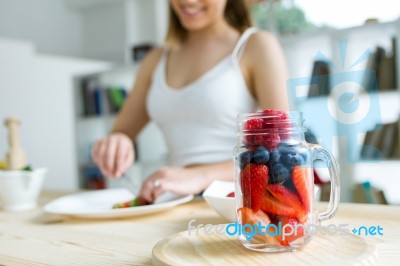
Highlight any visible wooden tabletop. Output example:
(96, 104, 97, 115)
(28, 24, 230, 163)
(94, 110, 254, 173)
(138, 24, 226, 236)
(0, 191, 399, 266)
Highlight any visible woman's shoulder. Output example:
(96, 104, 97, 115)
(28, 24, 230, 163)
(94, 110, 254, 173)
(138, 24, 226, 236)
(140, 47, 165, 70)
(246, 30, 281, 55)
(134, 46, 167, 81)
(241, 29, 284, 65)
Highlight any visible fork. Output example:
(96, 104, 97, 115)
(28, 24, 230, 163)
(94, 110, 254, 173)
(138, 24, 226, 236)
(120, 173, 140, 196)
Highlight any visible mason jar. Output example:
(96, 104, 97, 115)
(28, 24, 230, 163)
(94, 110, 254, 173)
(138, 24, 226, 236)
(234, 110, 340, 252)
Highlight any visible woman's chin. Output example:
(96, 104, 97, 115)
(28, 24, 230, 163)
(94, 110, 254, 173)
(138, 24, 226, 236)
(182, 22, 217, 33)
(181, 22, 206, 31)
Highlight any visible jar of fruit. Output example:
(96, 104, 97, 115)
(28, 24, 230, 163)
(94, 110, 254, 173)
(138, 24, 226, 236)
(234, 110, 340, 252)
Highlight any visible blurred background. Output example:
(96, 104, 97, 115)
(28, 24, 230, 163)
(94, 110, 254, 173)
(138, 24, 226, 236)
(0, 0, 399, 204)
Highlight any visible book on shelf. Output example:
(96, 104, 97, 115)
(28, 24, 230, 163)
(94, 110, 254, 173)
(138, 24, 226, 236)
(353, 182, 388, 204)
(106, 87, 128, 113)
(363, 38, 398, 92)
(93, 88, 104, 116)
(81, 165, 106, 190)
(360, 124, 384, 159)
(319, 182, 331, 202)
(361, 119, 400, 159)
(80, 81, 128, 117)
(308, 60, 330, 97)
(80, 79, 96, 116)
(378, 122, 398, 158)
(392, 37, 398, 89)
(391, 117, 400, 158)
(363, 46, 384, 92)
(80, 78, 106, 117)
(378, 55, 396, 91)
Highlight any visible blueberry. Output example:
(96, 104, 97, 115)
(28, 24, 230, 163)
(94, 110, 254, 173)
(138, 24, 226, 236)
(238, 151, 253, 169)
(278, 145, 297, 155)
(253, 146, 270, 164)
(300, 151, 309, 161)
(270, 164, 291, 183)
(281, 153, 305, 167)
(283, 178, 296, 192)
(291, 146, 309, 159)
(268, 150, 280, 166)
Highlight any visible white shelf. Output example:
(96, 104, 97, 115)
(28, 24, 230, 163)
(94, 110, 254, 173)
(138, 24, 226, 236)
(279, 19, 400, 45)
(296, 90, 400, 127)
(77, 114, 118, 122)
(374, 91, 400, 123)
(351, 160, 400, 204)
(284, 20, 400, 203)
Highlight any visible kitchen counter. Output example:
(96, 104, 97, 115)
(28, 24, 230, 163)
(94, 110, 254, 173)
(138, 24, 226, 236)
(0, 191, 399, 265)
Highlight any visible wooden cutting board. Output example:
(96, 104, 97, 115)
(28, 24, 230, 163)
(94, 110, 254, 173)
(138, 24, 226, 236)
(152, 226, 377, 266)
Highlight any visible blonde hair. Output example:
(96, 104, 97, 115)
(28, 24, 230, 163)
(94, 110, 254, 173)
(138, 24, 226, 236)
(165, 0, 253, 48)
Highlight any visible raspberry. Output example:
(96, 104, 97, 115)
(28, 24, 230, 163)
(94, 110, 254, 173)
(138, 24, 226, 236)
(244, 118, 263, 131)
(262, 109, 291, 140)
(227, 192, 235, 197)
(253, 133, 280, 150)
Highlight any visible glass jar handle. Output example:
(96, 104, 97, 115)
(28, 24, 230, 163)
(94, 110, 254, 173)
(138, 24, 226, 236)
(310, 144, 341, 221)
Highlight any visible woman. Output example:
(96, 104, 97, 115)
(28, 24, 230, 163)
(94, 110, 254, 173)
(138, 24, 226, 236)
(92, 0, 289, 203)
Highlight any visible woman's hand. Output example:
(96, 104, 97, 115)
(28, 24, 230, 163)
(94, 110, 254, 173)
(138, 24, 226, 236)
(91, 132, 135, 178)
(138, 167, 208, 203)
(138, 161, 234, 203)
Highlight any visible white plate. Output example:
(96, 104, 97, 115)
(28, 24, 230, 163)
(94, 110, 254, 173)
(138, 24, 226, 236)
(43, 189, 194, 219)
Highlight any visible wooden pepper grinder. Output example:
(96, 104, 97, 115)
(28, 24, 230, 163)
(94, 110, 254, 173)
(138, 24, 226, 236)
(4, 117, 27, 170)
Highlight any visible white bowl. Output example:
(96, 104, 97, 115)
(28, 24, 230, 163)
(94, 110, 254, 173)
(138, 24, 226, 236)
(203, 180, 323, 223)
(0, 168, 47, 211)
(203, 181, 236, 222)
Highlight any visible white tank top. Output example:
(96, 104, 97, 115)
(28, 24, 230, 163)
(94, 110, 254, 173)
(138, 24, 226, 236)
(146, 27, 258, 167)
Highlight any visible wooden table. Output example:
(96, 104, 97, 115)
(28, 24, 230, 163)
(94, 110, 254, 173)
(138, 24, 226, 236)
(0, 192, 399, 266)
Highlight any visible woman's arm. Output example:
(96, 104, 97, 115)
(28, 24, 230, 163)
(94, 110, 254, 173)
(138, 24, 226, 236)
(139, 161, 233, 202)
(92, 48, 163, 178)
(243, 31, 289, 111)
(112, 48, 163, 139)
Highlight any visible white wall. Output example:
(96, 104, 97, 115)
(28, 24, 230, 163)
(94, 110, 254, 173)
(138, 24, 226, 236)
(125, 0, 157, 49)
(81, 1, 127, 62)
(33, 54, 111, 190)
(0, 0, 169, 62)
(0, 38, 111, 190)
(125, 0, 169, 46)
(0, 0, 84, 57)
(0, 39, 36, 169)
(81, 0, 169, 62)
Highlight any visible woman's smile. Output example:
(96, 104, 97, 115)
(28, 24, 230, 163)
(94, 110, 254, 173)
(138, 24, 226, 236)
(171, 0, 228, 31)
(180, 4, 206, 17)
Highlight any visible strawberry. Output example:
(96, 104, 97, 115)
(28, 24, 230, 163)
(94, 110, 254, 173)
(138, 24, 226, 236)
(238, 207, 279, 245)
(239, 207, 272, 225)
(112, 197, 148, 209)
(261, 190, 297, 217)
(276, 216, 305, 246)
(267, 184, 307, 222)
(240, 164, 269, 211)
(292, 166, 312, 212)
